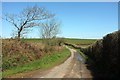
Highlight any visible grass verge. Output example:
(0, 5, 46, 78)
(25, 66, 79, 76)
(3, 47, 71, 77)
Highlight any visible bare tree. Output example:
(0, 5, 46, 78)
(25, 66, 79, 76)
(3, 5, 54, 40)
(40, 19, 61, 46)
(40, 19, 60, 39)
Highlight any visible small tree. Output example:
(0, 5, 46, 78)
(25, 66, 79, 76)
(40, 19, 60, 39)
(3, 5, 54, 40)
(40, 19, 61, 45)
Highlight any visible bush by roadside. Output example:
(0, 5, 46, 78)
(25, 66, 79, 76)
(2, 47, 70, 77)
(83, 30, 119, 78)
(2, 39, 63, 71)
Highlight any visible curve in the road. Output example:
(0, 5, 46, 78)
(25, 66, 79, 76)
(8, 46, 92, 78)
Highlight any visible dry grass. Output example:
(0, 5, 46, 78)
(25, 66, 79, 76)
(2, 39, 63, 71)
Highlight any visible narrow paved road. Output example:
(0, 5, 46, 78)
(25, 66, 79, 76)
(9, 46, 92, 78)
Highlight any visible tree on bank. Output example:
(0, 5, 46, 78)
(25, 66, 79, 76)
(40, 19, 61, 46)
(3, 5, 54, 40)
(40, 19, 60, 39)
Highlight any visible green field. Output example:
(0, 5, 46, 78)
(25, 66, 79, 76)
(64, 38, 97, 45)
(22, 38, 97, 45)
(22, 38, 97, 48)
(21, 38, 43, 43)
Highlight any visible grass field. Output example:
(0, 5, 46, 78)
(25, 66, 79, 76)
(21, 38, 43, 43)
(64, 38, 97, 45)
(21, 38, 97, 45)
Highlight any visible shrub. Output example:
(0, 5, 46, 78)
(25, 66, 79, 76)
(82, 30, 119, 78)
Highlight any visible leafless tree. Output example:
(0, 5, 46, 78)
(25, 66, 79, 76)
(40, 19, 60, 39)
(3, 5, 54, 40)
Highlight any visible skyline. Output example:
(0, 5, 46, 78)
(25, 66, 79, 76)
(2, 2, 118, 39)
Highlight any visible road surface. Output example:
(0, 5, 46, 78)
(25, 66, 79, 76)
(9, 46, 92, 78)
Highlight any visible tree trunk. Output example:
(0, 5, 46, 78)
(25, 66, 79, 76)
(18, 32, 21, 41)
